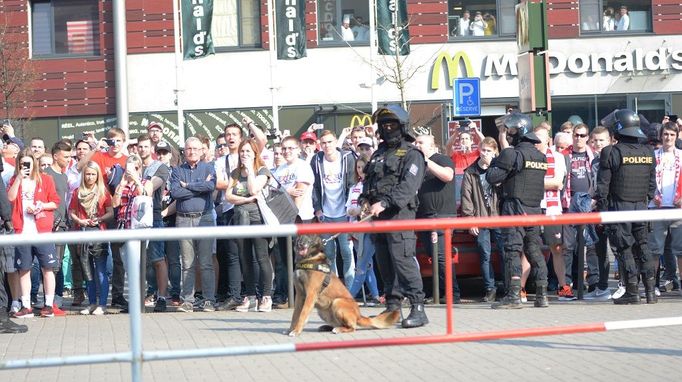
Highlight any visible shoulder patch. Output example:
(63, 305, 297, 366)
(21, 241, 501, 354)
(409, 163, 419, 176)
(395, 149, 407, 157)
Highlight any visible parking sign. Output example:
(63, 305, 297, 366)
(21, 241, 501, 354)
(453, 78, 481, 117)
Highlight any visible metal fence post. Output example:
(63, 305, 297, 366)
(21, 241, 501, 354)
(431, 231, 439, 305)
(125, 240, 143, 382)
(287, 236, 294, 307)
(576, 225, 585, 300)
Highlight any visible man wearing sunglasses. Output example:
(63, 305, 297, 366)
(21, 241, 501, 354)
(559, 123, 597, 301)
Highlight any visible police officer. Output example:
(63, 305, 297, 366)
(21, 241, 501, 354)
(0, 156, 27, 333)
(361, 105, 427, 328)
(596, 109, 657, 304)
(486, 112, 549, 309)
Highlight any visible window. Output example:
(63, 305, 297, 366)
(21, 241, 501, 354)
(212, 0, 262, 49)
(31, 0, 100, 57)
(448, 0, 517, 39)
(580, 0, 651, 33)
(317, 0, 370, 44)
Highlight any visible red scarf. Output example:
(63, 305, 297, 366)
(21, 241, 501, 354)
(544, 148, 561, 215)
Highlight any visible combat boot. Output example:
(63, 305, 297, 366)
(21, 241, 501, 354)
(613, 282, 640, 305)
(492, 280, 523, 309)
(0, 313, 28, 334)
(644, 277, 657, 304)
(534, 282, 549, 308)
(401, 303, 429, 328)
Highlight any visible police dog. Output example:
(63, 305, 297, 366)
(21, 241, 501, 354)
(287, 234, 400, 337)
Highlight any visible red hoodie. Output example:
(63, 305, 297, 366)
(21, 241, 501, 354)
(8, 173, 59, 234)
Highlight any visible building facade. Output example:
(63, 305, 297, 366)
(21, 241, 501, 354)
(2, 0, 681, 147)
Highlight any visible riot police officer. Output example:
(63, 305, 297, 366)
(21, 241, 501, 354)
(596, 109, 657, 304)
(361, 105, 427, 328)
(486, 112, 549, 309)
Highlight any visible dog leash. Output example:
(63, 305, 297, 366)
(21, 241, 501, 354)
(322, 214, 373, 245)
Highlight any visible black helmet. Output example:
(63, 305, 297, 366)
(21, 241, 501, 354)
(372, 105, 414, 142)
(601, 109, 645, 139)
(504, 112, 540, 143)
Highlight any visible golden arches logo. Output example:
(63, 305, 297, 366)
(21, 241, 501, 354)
(350, 114, 373, 128)
(430, 51, 475, 90)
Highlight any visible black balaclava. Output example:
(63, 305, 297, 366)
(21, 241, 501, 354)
(379, 121, 403, 147)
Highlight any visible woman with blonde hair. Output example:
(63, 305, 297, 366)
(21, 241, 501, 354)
(7, 149, 59, 318)
(69, 161, 114, 315)
(226, 139, 274, 313)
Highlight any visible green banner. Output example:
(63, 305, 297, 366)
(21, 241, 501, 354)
(182, 0, 215, 60)
(276, 0, 306, 60)
(377, 0, 410, 56)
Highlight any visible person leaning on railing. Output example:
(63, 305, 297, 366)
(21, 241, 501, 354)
(69, 161, 113, 315)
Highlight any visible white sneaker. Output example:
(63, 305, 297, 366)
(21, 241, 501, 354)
(655, 287, 661, 297)
(235, 296, 257, 313)
(80, 305, 97, 315)
(611, 283, 626, 299)
(258, 296, 273, 312)
(92, 306, 105, 315)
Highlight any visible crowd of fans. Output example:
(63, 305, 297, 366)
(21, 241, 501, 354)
(1, 110, 681, 318)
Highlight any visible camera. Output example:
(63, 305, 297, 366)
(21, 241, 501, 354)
(670, 115, 678, 122)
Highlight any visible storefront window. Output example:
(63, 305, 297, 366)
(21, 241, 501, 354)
(448, 0, 517, 39)
(212, 0, 261, 48)
(31, 0, 100, 57)
(317, 0, 370, 44)
(580, 0, 651, 33)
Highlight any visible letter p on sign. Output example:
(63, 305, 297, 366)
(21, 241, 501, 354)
(453, 78, 481, 117)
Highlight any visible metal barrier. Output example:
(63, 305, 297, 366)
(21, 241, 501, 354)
(1, 210, 682, 380)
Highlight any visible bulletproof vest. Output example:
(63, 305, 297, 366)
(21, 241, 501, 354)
(366, 141, 419, 209)
(502, 142, 547, 207)
(610, 144, 653, 202)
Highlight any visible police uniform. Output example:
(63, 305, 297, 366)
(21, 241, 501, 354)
(596, 126, 656, 304)
(486, 112, 549, 309)
(361, 105, 427, 328)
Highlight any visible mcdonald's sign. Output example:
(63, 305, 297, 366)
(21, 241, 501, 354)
(350, 114, 373, 128)
(430, 51, 475, 90)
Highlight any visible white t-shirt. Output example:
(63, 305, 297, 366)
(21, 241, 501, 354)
(322, 157, 346, 218)
(1, 159, 14, 185)
(345, 181, 363, 221)
(654, 152, 677, 207)
(21, 179, 38, 235)
(274, 158, 315, 220)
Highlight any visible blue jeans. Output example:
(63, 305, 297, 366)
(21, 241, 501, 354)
(145, 219, 166, 296)
(87, 253, 110, 306)
(649, 217, 682, 286)
(163, 218, 181, 298)
(476, 228, 505, 291)
(322, 215, 355, 287)
(349, 233, 380, 298)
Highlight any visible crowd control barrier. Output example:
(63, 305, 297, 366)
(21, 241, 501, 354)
(1, 210, 682, 381)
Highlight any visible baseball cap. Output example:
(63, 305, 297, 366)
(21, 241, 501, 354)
(357, 137, 373, 147)
(147, 122, 163, 131)
(4, 136, 24, 151)
(155, 141, 171, 153)
(300, 132, 317, 142)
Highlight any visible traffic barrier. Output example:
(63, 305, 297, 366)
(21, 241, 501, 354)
(1, 209, 681, 381)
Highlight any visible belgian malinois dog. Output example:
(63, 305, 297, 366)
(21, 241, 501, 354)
(286, 234, 400, 337)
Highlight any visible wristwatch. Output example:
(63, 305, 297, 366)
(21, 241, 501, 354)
(380, 200, 388, 209)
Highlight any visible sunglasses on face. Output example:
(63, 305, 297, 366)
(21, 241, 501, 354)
(574, 133, 588, 138)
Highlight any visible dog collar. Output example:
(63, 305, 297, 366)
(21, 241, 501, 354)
(296, 262, 331, 274)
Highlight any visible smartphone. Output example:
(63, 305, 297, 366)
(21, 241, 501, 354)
(21, 162, 30, 170)
(104, 138, 115, 146)
(670, 115, 678, 122)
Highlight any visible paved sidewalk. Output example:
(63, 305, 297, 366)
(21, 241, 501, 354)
(1, 292, 681, 381)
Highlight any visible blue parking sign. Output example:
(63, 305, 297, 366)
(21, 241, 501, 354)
(453, 78, 481, 117)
